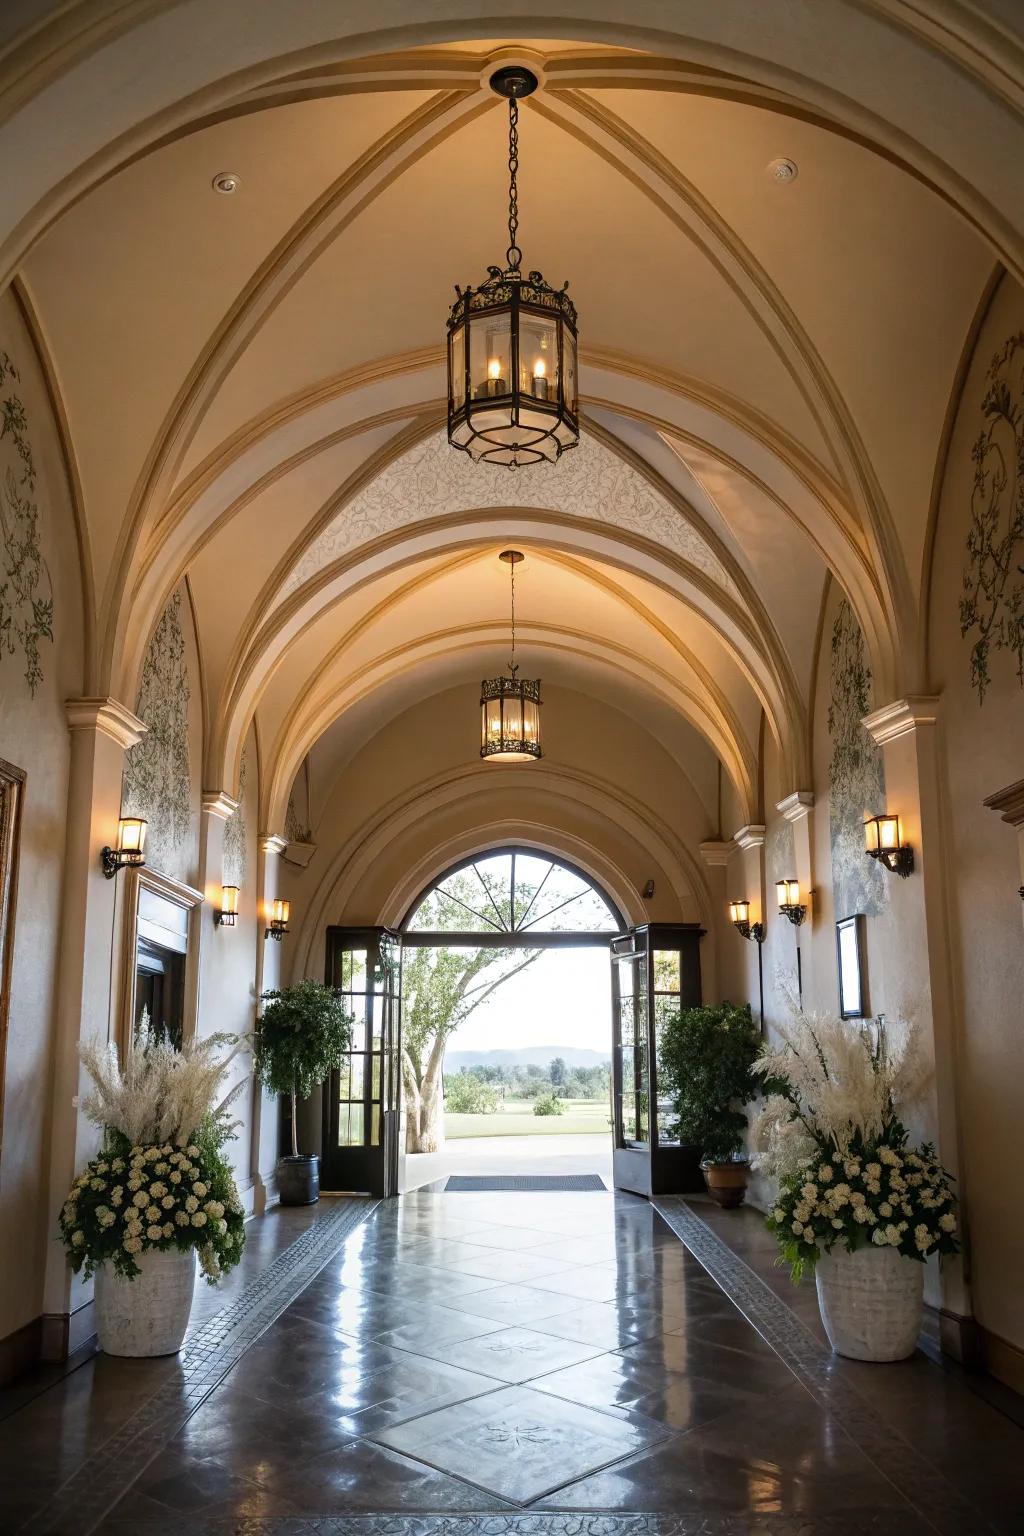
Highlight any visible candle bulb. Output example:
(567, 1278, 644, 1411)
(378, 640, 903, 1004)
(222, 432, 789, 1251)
(478, 356, 506, 398)
(531, 358, 550, 401)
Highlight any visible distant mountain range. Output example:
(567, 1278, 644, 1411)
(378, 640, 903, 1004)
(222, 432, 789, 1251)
(445, 1046, 610, 1070)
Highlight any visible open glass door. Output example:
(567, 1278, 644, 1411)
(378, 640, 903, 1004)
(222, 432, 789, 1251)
(322, 926, 404, 1196)
(610, 922, 705, 1196)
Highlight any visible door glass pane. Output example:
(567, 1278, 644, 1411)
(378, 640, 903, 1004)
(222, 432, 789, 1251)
(653, 949, 680, 992)
(338, 1102, 364, 1146)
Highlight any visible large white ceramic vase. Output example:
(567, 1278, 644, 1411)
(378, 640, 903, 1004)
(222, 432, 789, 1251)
(95, 1249, 196, 1357)
(815, 1245, 923, 1361)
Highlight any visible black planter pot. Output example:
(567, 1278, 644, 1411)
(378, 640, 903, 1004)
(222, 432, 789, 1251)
(277, 1154, 320, 1206)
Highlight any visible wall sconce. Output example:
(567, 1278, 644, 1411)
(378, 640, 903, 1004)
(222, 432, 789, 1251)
(101, 817, 147, 879)
(216, 885, 239, 927)
(265, 898, 290, 941)
(728, 899, 764, 944)
(864, 814, 914, 878)
(776, 878, 806, 926)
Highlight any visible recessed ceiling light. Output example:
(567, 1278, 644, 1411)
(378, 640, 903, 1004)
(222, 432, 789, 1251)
(766, 157, 798, 185)
(211, 171, 241, 195)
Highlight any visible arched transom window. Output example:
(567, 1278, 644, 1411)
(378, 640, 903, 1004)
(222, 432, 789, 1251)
(404, 849, 621, 939)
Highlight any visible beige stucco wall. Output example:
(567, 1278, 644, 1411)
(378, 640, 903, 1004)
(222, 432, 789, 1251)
(0, 288, 84, 1344)
(926, 273, 1024, 1356)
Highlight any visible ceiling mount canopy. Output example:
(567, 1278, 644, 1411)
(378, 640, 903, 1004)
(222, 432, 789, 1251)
(480, 549, 542, 762)
(447, 66, 580, 470)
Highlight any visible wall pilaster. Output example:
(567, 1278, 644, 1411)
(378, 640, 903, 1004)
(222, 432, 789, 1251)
(41, 699, 145, 1355)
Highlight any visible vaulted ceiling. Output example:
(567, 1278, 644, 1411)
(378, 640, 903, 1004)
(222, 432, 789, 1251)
(8, 20, 1008, 827)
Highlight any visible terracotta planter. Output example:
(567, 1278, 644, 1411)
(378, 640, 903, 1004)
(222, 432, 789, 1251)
(815, 1245, 924, 1361)
(277, 1153, 320, 1205)
(701, 1158, 749, 1208)
(95, 1249, 196, 1357)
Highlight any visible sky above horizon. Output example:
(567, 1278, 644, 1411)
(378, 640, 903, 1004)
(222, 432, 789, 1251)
(437, 946, 612, 1058)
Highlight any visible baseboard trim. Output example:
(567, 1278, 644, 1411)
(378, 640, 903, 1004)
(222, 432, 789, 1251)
(982, 1324, 1024, 1396)
(40, 1297, 96, 1363)
(0, 1314, 42, 1387)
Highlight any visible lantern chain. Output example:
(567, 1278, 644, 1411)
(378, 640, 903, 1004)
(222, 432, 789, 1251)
(506, 97, 522, 273)
(508, 554, 518, 674)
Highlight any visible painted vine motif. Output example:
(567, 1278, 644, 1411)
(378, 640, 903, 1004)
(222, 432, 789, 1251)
(827, 599, 887, 919)
(0, 350, 53, 694)
(959, 331, 1024, 704)
(223, 743, 249, 888)
(122, 590, 192, 874)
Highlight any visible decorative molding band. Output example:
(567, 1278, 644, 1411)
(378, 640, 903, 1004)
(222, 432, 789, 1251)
(699, 839, 735, 867)
(64, 696, 146, 750)
(862, 694, 941, 746)
(202, 790, 240, 821)
(776, 790, 815, 823)
(259, 833, 288, 857)
(733, 823, 766, 850)
(983, 778, 1024, 829)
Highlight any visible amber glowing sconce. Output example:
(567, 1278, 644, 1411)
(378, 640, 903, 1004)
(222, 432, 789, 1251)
(776, 878, 807, 927)
(728, 899, 764, 944)
(265, 898, 290, 941)
(101, 817, 147, 879)
(864, 814, 914, 878)
(216, 885, 239, 928)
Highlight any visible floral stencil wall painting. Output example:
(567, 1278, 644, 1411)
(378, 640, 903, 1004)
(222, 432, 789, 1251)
(123, 590, 193, 879)
(960, 331, 1024, 705)
(0, 350, 53, 695)
(222, 743, 249, 888)
(827, 598, 887, 918)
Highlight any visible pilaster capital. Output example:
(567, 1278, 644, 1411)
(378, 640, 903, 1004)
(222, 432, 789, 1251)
(202, 790, 239, 821)
(699, 840, 734, 868)
(733, 824, 766, 851)
(65, 696, 146, 750)
(862, 695, 941, 746)
(983, 778, 1024, 829)
(776, 791, 815, 823)
(259, 833, 288, 857)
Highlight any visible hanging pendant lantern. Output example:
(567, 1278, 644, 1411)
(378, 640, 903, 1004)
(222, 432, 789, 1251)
(448, 66, 579, 469)
(480, 550, 542, 761)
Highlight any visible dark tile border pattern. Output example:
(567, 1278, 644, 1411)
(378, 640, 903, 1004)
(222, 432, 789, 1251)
(20, 1197, 378, 1536)
(652, 1197, 989, 1536)
(93, 1510, 935, 1535)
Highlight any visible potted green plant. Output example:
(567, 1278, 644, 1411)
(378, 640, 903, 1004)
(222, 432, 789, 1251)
(752, 1009, 959, 1361)
(658, 1001, 760, 1207)
(59, 1020, 247, 1357)
(254, 980, 352, 1205)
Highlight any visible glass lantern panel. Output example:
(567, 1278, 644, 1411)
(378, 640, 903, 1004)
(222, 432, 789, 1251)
(521, 698, 540, 749)
(483, 695, 504, 750)
(564, 330, 579, 416)
(448, 323, 467, 411)
(504, 694, 524, 746)
(470, 312, 512, 401)
(518, 314, 559, 397)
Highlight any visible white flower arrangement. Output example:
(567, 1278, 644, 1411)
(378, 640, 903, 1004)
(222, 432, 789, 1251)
(750, 1007, 959, 1280)
(59, 1021, 247, 1282)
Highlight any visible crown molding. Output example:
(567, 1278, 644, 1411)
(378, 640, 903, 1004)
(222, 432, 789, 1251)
(862, 695, 941, 746)
(65, 696, 146, 750)
(776, 790, 815, 823)
(983, 778, 1024, 829)
(202, 790, 239, 821)
(733, 823, 766, 851)
(699, 839, 735, 867)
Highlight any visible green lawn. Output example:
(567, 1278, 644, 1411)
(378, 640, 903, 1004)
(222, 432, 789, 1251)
(444, 1098, 612, 1139)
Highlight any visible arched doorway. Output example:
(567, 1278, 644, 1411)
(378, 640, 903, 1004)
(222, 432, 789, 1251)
(323, 847, 705, 1198)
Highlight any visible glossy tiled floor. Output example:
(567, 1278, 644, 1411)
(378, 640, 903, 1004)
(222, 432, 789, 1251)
(3, 1190, 1023, 1535)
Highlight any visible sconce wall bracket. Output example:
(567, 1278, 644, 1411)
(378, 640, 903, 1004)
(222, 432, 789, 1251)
(734, 919, 765, 944)
(265, 923, 287, 941)
(780, 903, 806, 927)
(101, 846, 144, 880)
(867, 845, 914, 879)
